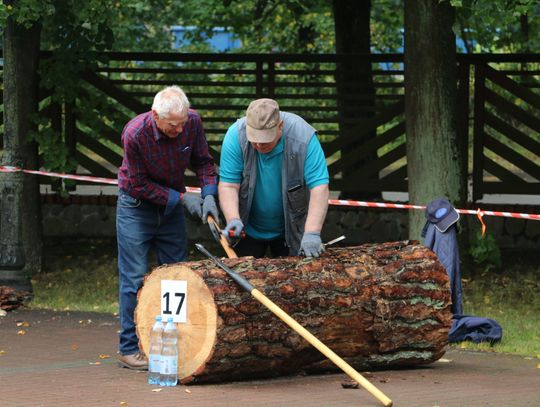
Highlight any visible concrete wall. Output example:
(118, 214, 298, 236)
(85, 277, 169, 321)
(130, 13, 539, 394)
(41, 198, 540, 250)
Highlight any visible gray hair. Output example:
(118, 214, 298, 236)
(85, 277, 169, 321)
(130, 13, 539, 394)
(152, 86, 191, 118)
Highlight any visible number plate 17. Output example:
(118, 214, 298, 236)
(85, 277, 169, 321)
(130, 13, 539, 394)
(161, 280, 188, 323)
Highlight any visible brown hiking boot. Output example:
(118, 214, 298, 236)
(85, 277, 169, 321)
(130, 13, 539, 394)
(117, 352, 148, 370)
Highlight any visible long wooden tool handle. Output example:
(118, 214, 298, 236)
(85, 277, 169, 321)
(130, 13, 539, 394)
(194, 244, 392, 407)
(207, 215, 238, 259)
(251, 289, 393, 407)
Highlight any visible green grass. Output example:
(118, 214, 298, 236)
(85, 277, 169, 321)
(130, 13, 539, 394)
(30, 238, 120, 314)
(451, 268, 540, 357)
(30, 239, 540, 357)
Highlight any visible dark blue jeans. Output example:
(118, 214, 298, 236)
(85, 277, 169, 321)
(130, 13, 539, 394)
(116, 191, 187, 355)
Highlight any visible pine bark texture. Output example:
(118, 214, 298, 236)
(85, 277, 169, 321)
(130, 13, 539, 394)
(136, 241, 451, 384)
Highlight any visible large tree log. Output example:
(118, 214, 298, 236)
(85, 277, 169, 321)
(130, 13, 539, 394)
(135, 241, 452, 384)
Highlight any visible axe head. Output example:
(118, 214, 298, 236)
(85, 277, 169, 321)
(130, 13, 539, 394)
(208, 220, 222, 242)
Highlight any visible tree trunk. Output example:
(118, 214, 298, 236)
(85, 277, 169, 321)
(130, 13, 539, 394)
(404, 0, 465, 240)
(0, 12, 43, 291)
(136, 241, 451, 384)
(333, 0, 379, 200)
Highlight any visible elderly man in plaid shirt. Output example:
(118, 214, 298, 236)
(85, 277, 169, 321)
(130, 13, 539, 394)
(116, 86, 218, 370)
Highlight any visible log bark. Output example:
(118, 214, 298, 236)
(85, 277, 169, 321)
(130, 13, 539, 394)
(135, 241, 452, 384)
(0, 286, 32, 311)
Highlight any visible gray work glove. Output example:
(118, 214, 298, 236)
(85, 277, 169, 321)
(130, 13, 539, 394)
(202, 195, 219, 224)
(299, 232, 324, 258)
(222, 218, 244, 244)
(182, 193, 203, 220)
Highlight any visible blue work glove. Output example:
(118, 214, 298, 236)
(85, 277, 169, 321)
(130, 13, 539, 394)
(202, 195, 219, 224)
(182, 193, 203, 220)
(222, 218, 244, 244)
(299, 232, 324, 258)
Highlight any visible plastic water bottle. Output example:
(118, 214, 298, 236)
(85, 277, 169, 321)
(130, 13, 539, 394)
(147, 315, 163, 385)
(159, 317, 178, 386)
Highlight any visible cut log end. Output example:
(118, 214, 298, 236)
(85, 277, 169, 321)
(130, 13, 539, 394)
(135, 264, 218, 380)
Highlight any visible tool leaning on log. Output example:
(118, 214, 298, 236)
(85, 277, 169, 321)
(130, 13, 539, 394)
(195, 242, 393, 407)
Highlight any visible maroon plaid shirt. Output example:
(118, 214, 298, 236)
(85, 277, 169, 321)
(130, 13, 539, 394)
(118, 109, 217, 206)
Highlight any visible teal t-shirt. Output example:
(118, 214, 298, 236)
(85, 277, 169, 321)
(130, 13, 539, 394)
(220, 121, 329, 239)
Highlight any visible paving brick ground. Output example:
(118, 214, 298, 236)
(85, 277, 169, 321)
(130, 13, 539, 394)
(1, 308, 539, 407)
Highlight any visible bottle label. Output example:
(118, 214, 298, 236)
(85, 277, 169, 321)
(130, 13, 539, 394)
(161, 355, 177, 374)
(149, 355, 160, 371)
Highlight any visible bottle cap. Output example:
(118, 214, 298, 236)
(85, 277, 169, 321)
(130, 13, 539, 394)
(156, 315, 162, 321)
(167, 317, 173, 323)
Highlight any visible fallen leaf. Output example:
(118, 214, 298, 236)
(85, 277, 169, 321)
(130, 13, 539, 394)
(379, 378, 389, 383)
(0, 350, 5, 356)
(71, 344, 79, 351)
(89, 362, 102, 365)
(537, 363, 540, 369)
(22, 322, 30, 327)
(0, 309, 7, 317)
(185, 389, 192, 394)
(99, 354, 111, 359)
(437, 358, 452, 363)
(17, 330, 26, 335)
(120, 402, 128, 406)
(151, 389, 162, 393)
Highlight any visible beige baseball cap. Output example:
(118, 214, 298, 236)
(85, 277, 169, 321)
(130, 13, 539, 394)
(245, 98, 281, 143)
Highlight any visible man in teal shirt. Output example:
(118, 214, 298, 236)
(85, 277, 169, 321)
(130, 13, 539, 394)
(219, 98, 329, 258)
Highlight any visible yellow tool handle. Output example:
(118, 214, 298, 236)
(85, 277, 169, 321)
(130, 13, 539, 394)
(251, 289, 393, 407)
(207, 215, 238, 259)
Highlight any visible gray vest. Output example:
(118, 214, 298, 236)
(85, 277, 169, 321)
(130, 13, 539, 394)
(237, 111, 316, 254)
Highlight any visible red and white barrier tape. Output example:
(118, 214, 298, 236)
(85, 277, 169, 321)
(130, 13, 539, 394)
(2, 165, 539, 232)
(329, 198, 540, 237)
(0, 165, 201, 193)
(328, 199, 540, 221)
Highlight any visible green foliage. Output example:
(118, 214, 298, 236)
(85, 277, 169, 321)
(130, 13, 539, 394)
(29, 114, 77, 172)
(454, 0, 540, 52)
(372, 0, 404, 52)
(176, 0, 335, 53)
(0, 0, 55, 27)
(39, 1, 116, 102)
(469, 230, 502, 270)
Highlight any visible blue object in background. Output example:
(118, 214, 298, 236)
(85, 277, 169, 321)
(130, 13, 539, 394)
(171, 26, 241, 51)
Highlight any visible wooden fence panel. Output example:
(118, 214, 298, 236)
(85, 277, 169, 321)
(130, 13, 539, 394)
(472, 62, 540, 198)
(1, 53, 539, 200)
